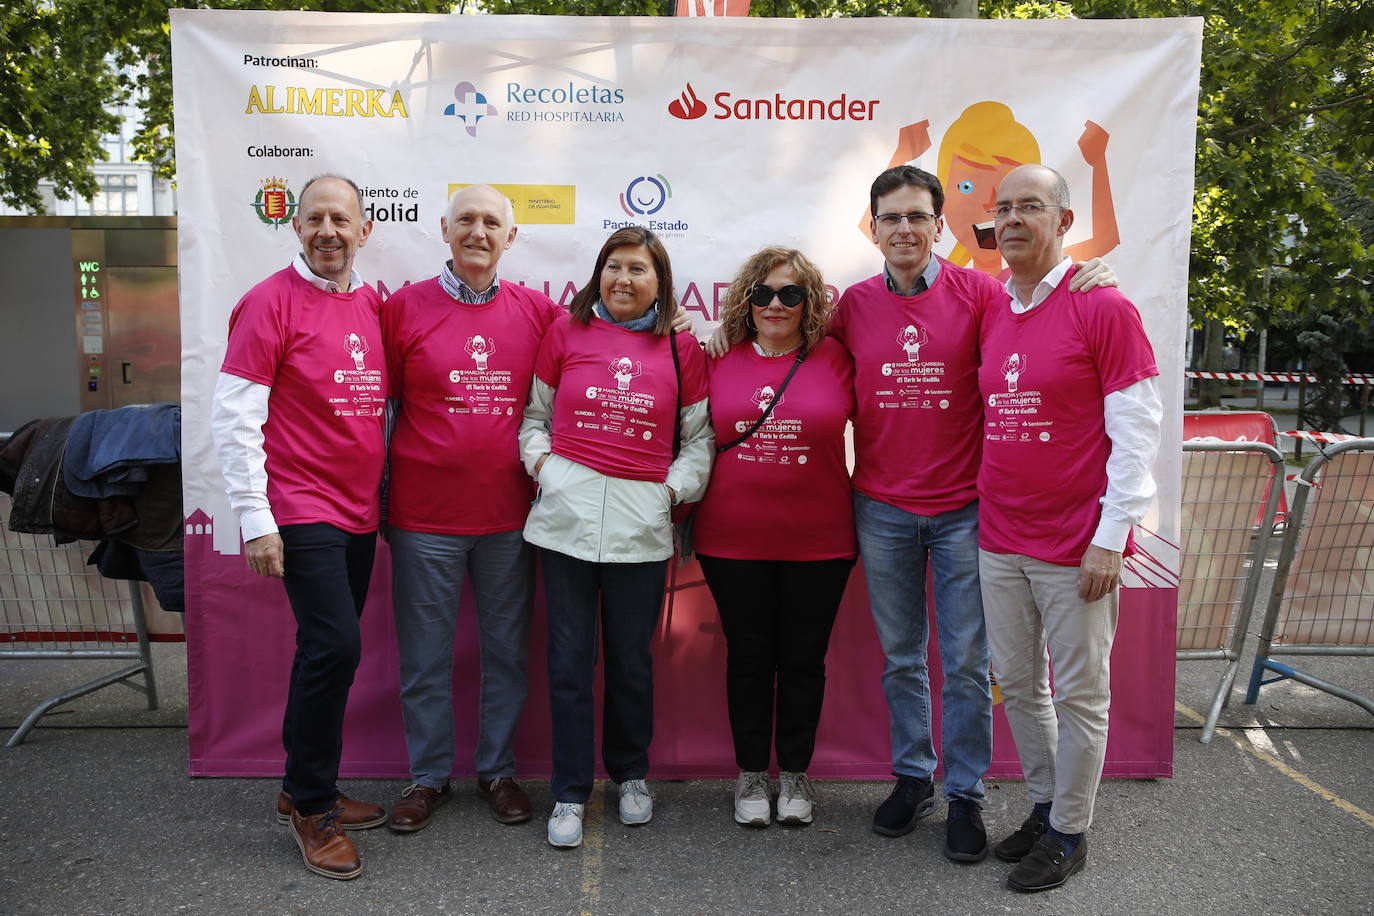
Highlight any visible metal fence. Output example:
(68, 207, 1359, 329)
(1178, 441, 1285, 742)
(1246, 439, 1374, 717)
(1, 493, 159, 746)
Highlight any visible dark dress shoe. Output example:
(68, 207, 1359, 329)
(387, 782, 452, 833)
(944, 798, 989, 863)
(478, 777, 533, 824)
(993, 808, 1049, 862)
(1007, 833, 1088, 892)
(290, 807, 363, 880)
(276, 790, 385, 830)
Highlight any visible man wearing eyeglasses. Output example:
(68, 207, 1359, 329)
(976, 164, 1160, 892)
(830, 165, 1115, 865)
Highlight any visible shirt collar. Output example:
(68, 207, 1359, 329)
(440, 260, 501, 304)
(883, 255, 941, 297)
(1005, 257, 1072, 314)
(293, 253, 362, 294)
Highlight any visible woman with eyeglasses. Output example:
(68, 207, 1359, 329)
(692, 247, 857, 829)
(520, 226, 713, 849)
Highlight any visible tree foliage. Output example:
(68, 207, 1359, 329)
(0, 1, 454, 213)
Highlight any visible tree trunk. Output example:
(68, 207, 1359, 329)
(929, 0, 978, 17)
(1197, 317, 1226, 408)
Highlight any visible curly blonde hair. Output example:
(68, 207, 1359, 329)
(719, 247, 832, 355)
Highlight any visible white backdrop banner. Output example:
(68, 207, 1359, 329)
(172, 9, 1199, 778)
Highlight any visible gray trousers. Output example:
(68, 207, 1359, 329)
(979, 549, 1119, 834)
(390, 527, 534, 786)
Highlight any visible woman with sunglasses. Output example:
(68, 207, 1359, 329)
(520, 226, 713, 849)
(692, 247, 857, 828)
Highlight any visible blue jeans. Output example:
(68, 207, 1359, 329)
(853, 493, 990, 803)
(540, 549, 668, 804)
(390, 527, 534, 786)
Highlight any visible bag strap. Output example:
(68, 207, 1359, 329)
(670, 328, 683, 458)
(716, 350, 806, 454)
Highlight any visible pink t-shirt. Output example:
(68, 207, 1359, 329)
(221, 266, 386, 533)
(694, 337, 857, 561)
(831, 261, 1002, 515)
(534, 314, 708, 482)
(383, 278, 562, 534)
(977, 273, 1159, 565)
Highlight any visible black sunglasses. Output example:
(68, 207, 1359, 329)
(748, 284, 806, 308)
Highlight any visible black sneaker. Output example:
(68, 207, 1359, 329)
(1006, 833, 1088, 892)
(872, 775, 935, 837)
(993, 808, 1049, 862)
(943, 798, 988, 862)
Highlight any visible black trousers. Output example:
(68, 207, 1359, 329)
(278, 523, 377, 815)
(541, 549, 668, 804)
(697, 555, 855, 772)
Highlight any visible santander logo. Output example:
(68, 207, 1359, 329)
(668, 83, 708, 120)
(667, 80, 879, 123)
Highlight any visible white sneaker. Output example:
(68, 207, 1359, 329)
(777, 771, 815, 825)
(733, 770, 771, 827)
(618, 779, 653, 825)
(547, 802, 585, 848)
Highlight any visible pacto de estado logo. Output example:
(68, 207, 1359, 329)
(620, 175, 671, 217)
(444, 82, 498, 137)
(251, 177, 297, 229)
(667, 82, 879, 122)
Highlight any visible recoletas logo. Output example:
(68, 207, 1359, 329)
(667, 81, 879, 122)
(668, 83, 708, 120)
(444, 82, 497, 137)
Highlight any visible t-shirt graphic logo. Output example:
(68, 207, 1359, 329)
(751, 384, 783, 413)
(608, 356, 643, 391)
(1001, 353, 1027, 393)
(465, 334, 495, 370)
(897, 323, 929, 362)
(344, 332, 370, 370)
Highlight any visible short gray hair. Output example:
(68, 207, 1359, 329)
(300, 173, 365, 215)
(445, 184, 516, 228)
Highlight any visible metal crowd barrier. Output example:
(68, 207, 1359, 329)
(1, 493, 159, 747)
(1246, 439, 1374, 717)
(1179, 441, 1285, 743)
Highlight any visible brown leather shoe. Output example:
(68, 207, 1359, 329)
(387, 782, 451, 833)
(289, 807, 363, 881)
(276, 790, 385, 830)
(478, 777, 533, 824)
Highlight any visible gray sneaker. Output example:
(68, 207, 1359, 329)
(733, 770, 771, 827)
(547, 802, 585, 848)
(618, 779, 653, 826)
(776, 771, 815, 826)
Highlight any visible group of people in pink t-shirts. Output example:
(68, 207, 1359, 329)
(215, 163, 1159, 894)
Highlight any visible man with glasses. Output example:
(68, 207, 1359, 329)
(976, 164, 1159, 892)
(831, 165, 1113, 864)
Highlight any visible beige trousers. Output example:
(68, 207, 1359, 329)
(978, 549, 1119, 834)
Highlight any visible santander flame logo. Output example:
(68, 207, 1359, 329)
(668, 83, 708, 120)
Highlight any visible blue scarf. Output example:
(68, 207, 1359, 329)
(593, 299, 659, 332)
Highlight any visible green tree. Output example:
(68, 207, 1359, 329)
(0, 0, 455, 213)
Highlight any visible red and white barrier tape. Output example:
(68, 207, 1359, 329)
(1186, 371, 1374, 385)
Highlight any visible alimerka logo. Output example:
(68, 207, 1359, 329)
(252, 177, 296, 228)
(668, 83, 708, 120)
(667, 82, 879, 122)
(246, 85, 409, 118)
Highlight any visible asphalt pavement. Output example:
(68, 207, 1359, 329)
(2, 616, 1372, 916)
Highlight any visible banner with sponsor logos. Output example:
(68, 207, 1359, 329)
(173, 9, 1199, 778)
